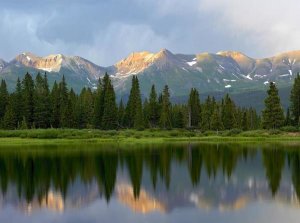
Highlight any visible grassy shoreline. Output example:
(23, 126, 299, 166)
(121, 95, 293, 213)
(0, 129, 300, 145)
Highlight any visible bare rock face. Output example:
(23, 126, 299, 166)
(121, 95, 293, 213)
(14, 53, 63, 72)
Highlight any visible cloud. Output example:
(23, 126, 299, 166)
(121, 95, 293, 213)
(0, 0, 300, 65)
(199, 0, 300, 57)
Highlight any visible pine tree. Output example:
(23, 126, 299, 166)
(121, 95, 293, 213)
(148, 85, 159, 128)
(94, 78, 104, 128)
(76, 87, 94, 128)
(34, 73, 51, 128)
(50, 81, 60, 128)
(0, 79, 8, 122)
(59, 76, 70, 128)
(101, 74, 118, 129)
(221, 94, 236, 129)
(143, 99, 150, 128)
(285, 108, 292, 126)
(188, 88, 201, 128)
(290, 73, 300, 125)
(3, 102, 16, 129)
(201, 96, 215, 130)
(211, 104, 223, 131)
(242, 111, 248, 131)
(262, 82, 284, 129)
(22, 73, 35, 127)
(159, 85, 172, 129)
(172, 105, 185, 128)
(118, 99, 125, 128)
(61, 89, 76, 128)
(11, 78, 23, 127)
(124, 76, 144, 129)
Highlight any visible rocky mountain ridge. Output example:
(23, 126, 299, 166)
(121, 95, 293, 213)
(1, 49, 300, 97)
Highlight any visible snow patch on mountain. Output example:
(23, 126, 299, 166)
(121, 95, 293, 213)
(186, 61, 197, 66)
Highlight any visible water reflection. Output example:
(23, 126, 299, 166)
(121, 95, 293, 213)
(0, 143, 300, 219)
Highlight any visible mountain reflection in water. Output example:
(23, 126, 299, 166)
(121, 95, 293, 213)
(0, 142, 299, 217)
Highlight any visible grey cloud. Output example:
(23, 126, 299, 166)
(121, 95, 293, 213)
(0, 0, 299, 65)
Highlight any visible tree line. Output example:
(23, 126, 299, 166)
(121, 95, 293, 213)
(0, 72, 299, 130)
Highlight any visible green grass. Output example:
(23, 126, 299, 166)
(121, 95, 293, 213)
(0, 129, 299, 146)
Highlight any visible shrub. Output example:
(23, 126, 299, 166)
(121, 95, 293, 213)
(280, 126, 299, 132)
(226, 128, 242, 136)
(268, 129, 282, 135)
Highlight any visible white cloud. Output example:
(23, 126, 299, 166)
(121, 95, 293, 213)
(199, 0, 300, 57)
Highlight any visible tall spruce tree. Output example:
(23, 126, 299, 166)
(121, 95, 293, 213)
(94, 78, 104, 128)
(101, 74, 118, 129)
(159, 85, 172, 129)
(22, 73, 35, 127)
(59, 76, 70, 128)
(124, 76, 144, 129)
(201, 96, 215, 130)
(3, 101, 16, 129)
(262, 82, 284, 129)
(118, 99, 125, 128)
(290, 73, 300, 125)
(211, 104, 223, 131)
(34, 73, 51, 128)
(61, 88, 77, 128)
(50, 81, 60, 128)
(148, 85, 159, 127)
(285, 108, 292, 126)
(221, 94, 236, 130)
(133, 77, 144, 130)
(11, 78, 23, 127)
(188, 88, 201, 128)
(0, 79, 8, 123)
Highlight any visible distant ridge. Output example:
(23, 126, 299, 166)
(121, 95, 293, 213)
(0, 49, 300, 97)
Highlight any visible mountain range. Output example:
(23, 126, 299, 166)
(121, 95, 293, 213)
(1, 49, 300, 109)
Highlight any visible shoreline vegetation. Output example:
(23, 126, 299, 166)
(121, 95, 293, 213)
(1, 129, 300, 146)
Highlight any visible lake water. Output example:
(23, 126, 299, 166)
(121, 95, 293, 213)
(0, 142, 300, 223)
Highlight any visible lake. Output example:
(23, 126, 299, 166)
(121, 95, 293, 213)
(0, 142, 300, 223)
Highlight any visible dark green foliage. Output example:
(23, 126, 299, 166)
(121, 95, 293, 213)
(22, 73, 35, 127)
(221, 94, 236, 129)
(262, 82, 285, 129)
(118, 99, 125, 128)
(159, 85, 172, 129)
(200, 96, 215, 130)
(94, 78, 104, 128)
(285, 108, 292, 126)
(76, 87, 94, 128)
(11, 78, 23, 127)
(125, 76, 144, 129)
(290, 73, 300, 125)
(2, 101, 16, 129)
(0, 80, 8, 122)
(101, 74, 118, 130)
(34, 73, 51, 128)
(147, 85, 159, 127)
(50, 81, 60, 128)
(211, 104, 223, 131)
(3, 70, 300, 131)
(188, 88, 201, 127)
(172, 105, 186, 128)
(59, 76, 70, 128)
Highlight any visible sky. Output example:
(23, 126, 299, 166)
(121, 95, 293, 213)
(1, 0, 300, 66)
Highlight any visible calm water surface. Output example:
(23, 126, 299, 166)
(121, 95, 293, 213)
(0, 142, 300, 223)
